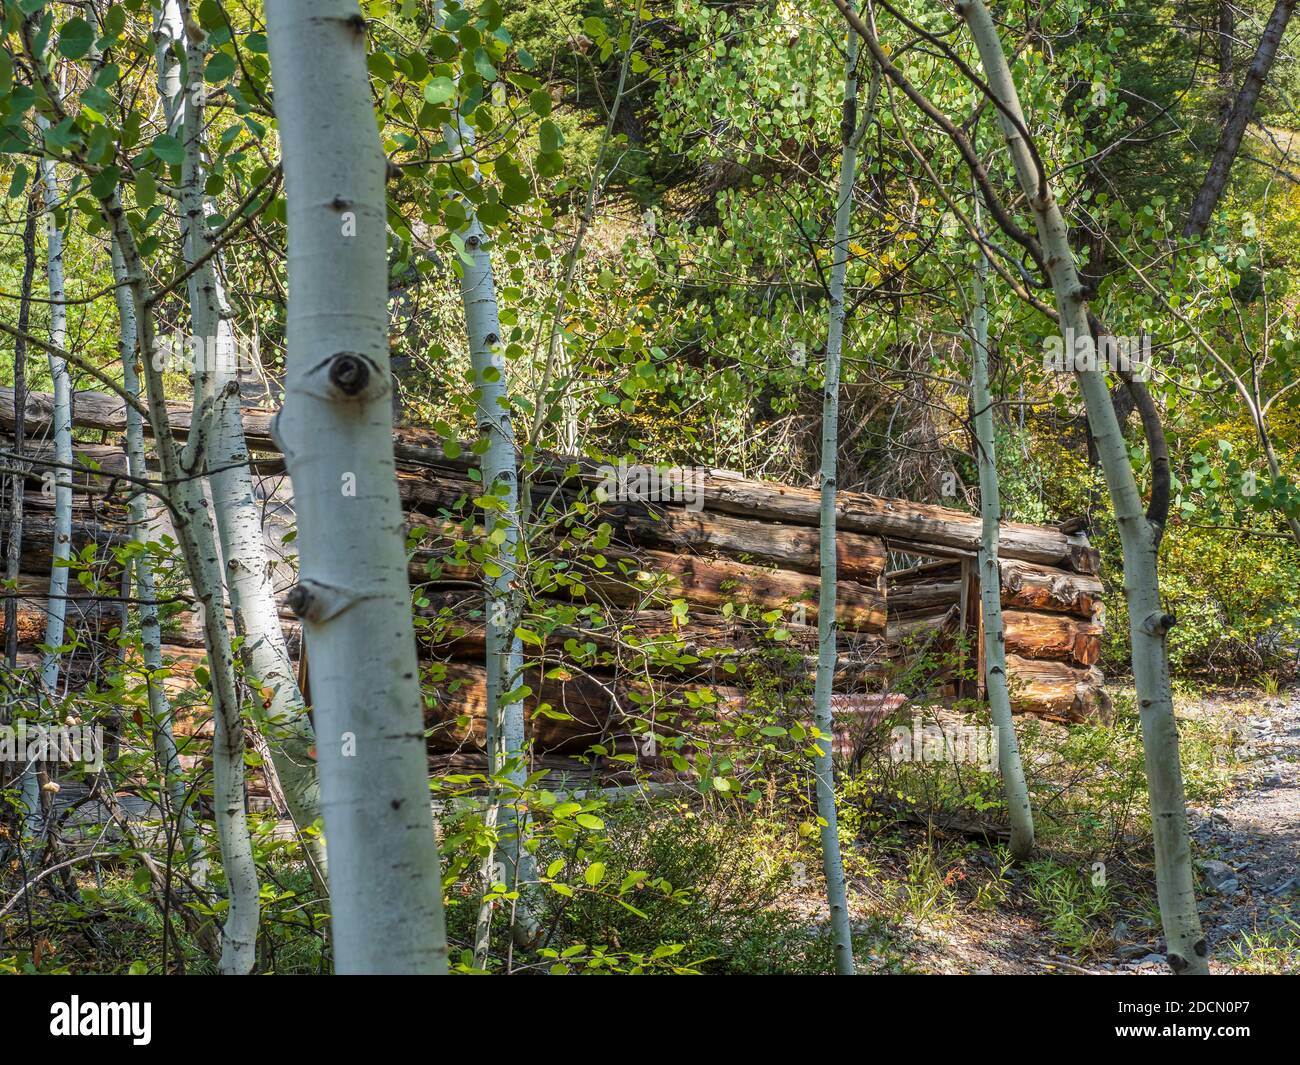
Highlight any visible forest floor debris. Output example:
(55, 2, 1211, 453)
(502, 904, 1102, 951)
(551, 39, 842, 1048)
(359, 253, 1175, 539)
(830, 686, 1300, 974)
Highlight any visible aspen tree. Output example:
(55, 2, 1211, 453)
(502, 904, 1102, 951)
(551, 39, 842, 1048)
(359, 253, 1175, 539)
(109, 239, 199, 868)
(811, 15, 865, 976)
(265, 0, 449, 974)
(20, 136, 71, 843)
(161, 2, 325, 875)
(954, 0, 1208, 973)
(967, 246, 1034, 858)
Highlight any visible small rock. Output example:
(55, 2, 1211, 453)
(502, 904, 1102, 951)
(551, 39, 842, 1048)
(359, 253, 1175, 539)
(1116, 943, 1152, 960)
(1198, 858, 1239, 893)
(1112, 921, 1132, 943)
(1135, 953, 1165, 967)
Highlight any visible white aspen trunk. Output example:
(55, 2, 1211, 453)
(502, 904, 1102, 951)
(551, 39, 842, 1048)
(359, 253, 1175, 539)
(173, 25, 326, 877)
(968, 249, 1035, 859)
(25, 0, 257, 969)
(104, 195, 259, 975)
(110, 238, 200, 868)
(437, 55, 537, 954)
(22, 142, 72, 841)
(811, 20, 861, 977)
(265, 0, 448, 974)
(957, 0, 1208, 973)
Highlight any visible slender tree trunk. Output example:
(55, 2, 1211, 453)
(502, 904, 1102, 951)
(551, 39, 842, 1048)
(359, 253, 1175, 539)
(106, 194, 260, 974)
(1218, 0, 1235, 99)
(110, 238, 200, 871)
(172, 19, 326, 877)
(22, 143, 72, 841)
(22, 0, 259, 971)
(956, 0, 1209, 974)
(968, 248, 1034, 859)
(811, 18, 863, 977)
(1185, 0, 1297, 237)
(265, 0, 449, 974)
(4, 187, 37, 673)
(435, 46, 537, 956)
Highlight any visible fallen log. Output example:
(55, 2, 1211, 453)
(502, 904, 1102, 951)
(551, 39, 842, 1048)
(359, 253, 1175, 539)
(574, 549, 887, 632)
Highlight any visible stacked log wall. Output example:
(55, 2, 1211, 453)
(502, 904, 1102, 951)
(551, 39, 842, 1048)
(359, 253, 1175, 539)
(1, 386, 1110, 788)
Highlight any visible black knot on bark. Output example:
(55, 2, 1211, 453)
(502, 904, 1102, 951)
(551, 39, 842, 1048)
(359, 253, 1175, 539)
(328, 352, 370, 396)
(330, 195, 352, 211)
(287, 584, 313, 617)
(484, 332, 499, 346)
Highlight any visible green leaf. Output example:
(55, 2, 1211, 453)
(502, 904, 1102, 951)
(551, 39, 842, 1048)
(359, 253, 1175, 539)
(584, 861, 606, 886)
(424, 76, 456, 106)
(575, 812, 603, 830)
(7, 164, 29, 199)
(135, 169, 157, 210)
(539, 119, 563, 155)
(528, 89, 551, 117)
(205, 52, 236, 83)
(473, 47, 497, 81)
(151, 134, 185, 165)
(57, 18, 96, 59)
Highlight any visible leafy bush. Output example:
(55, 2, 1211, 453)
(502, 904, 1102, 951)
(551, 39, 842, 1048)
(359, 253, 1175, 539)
(535, 802, 836, 975)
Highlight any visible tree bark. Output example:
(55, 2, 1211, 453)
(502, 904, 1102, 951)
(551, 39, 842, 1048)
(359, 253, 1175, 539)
(968, 248, 1034, 858)
(811, 17, 864, 976)
(22, 140, 72, 842)
(265, 0, 449, 974)
(110, 238, 199, 870)
(955, 0, 1209, 974)
(4, 186, 37, 674)
(1185, 0, 1297, 238)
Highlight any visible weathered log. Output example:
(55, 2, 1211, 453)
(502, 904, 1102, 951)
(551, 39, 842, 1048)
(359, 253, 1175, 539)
(1, 511, 129, 571)
(425, 659, 747, 755)
(619, 506, 887, 584)
(1003, 654, 1110, 722)
(6, 387, 1101, 574)
(574, 549, 887, 632)
(998, 559, 1105, 620)
(1001, 609, 1102, 667)
(693, 470, 1100, 573)
(886, 577, 961, 616)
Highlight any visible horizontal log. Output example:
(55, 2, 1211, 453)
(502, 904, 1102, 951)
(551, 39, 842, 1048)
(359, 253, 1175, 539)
(1, 511, 129, 572)
(1002, 609, 1102, 667)
(426, 605, 886, 687)
(6, 388, 1101, 575)
(619, 507, 886, 585)
(3, 442, 130, 489)
(694, 470, 1100, 573)
(426, 660, 746, 755)
(1003, 654, 1109, 723)
(574, 549, 887, 632)
(998, 559, 1105, 620)
(887, 577, 961, 617)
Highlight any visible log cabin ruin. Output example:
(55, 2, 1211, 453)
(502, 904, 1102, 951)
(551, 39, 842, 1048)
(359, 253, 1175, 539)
(1, 385, 1109, 803)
